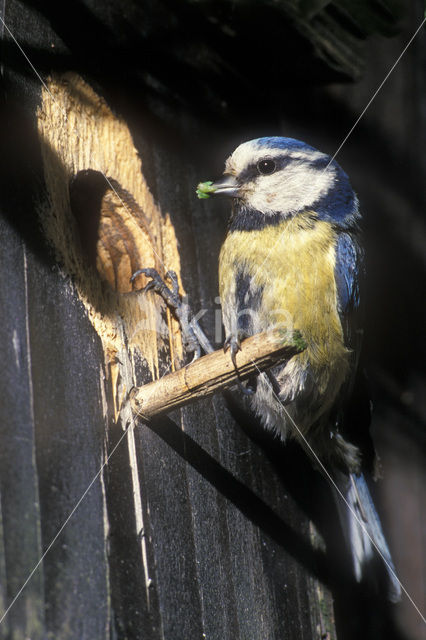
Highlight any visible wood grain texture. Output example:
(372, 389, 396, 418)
(0, 219, 45, 640)
(37, 71, 185, 386)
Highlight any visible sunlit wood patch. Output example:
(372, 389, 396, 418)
(37, 71, 185, 390)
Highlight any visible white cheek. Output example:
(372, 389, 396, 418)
(247, 165, 333, 215)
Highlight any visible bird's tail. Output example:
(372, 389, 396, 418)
(333, 471, 401, 602)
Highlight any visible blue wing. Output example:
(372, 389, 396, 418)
(334, 231, 373, 465)
(334, 231, 363, 353)
(334, 234, 398, 597)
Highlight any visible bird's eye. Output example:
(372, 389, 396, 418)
(257, 159, 276, 175)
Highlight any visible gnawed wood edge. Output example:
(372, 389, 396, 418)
(36, 72, 184, 415)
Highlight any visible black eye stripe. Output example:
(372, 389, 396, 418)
(238, 156, 288, 182)
(237, 153, 306, 182)
(237, 153, 328, 183)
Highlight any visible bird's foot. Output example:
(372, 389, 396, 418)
(223, 334, 242, 368)
(224, 333, 255, 395)
(131, 267, 179, 307)
(130, 268, 202, 360)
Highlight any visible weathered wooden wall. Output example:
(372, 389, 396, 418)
(0, 1, 424, 639)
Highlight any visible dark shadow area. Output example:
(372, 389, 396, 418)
(147, 413, 332, 586)
(4, 0, 349, 118)
(145, 403, 411, 640)
(0, 1, 407, 147)
(69, 170, 110, 268)
(0, 98, 51, 265)
(223, 392, 411, 640)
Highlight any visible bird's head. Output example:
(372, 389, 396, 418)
(198, 137, 358, 227)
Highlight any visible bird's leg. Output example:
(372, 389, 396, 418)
(130, 268, 212, 361)
(223, 333, 242, 369)
(224, 332, 256, 395)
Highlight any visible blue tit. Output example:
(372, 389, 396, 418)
(207, 136, 400, 601)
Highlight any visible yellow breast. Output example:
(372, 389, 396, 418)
(219, 212, 350, 399)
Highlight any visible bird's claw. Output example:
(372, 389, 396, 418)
(224, 335, 241, 368)
(224, 334, 254, 396)
(130, 267, 159, 284)
(131, 268, 180, 308)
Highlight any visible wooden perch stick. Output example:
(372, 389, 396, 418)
(130, 329, 305, 420)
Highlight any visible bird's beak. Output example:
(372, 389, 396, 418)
(209, 174, 240, 197)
